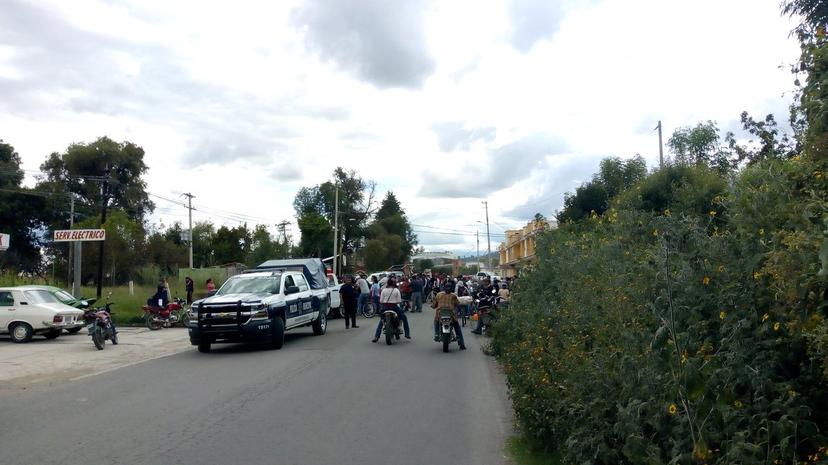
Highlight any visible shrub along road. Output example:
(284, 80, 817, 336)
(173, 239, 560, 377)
(0, 311, 513, 465)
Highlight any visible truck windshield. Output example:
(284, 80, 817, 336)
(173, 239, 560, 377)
(217, 276, 280, 295)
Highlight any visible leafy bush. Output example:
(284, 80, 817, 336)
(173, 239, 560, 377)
(493, 157, 828, 464)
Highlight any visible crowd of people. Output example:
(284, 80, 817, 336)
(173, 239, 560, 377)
(336, 270, 515, 345)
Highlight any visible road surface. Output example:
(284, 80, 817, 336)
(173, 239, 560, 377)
(0, 311, 514, 465)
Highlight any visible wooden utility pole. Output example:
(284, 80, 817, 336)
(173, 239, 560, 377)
(182, 193, 195, 269)
(333, 186, 339, 276)
(483, 200, 492, 272)
(67, 195, 73, 289)
(95, 167, 110, 298)
(276, 221, 290, 244)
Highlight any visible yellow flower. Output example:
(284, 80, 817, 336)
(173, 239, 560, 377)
(653, 229, 659, 237)
(759, 228, 764, 236)
(762, 313, 769, 322)
(788, 389, 797, 398)
(668, 403, 678, 415)
(753, 271, 762, 280)
(734, 400, 743, 408)
(664, 209, 671, 216)
(719, 311, 726, 320)
(703, 276, 711, 286)
(717, 265, 725, 273)
(774, 322, 781, 331)
(709, 210, 717, 217)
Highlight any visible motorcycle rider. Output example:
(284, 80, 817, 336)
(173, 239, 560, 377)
(372, 277, 411, 342)
(147, 278, 170, 307)
(432, 282, 466, 350)
(471, 277, 498, 335)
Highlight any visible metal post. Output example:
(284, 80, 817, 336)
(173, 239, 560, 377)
(476, 230, 480, 273)
(182, 193, 194, 269)
(483, 201, 492, 272)
(95, 168, 109, 298)
(67, 196, 74, 288)
(333, 186, 339, 276)
(73, 242, 81, 298)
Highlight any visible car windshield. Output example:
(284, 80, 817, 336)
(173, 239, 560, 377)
(24, 290, 61, 304)
(53, 290, 76, 303)
(216, 276, 280, 295)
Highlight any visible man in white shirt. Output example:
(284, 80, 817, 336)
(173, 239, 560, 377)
(355, 273, 370, 315)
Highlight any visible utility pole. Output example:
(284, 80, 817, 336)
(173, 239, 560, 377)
(95, 167, 110, 298)
(476, 229, 480, 274)
(276, 221, 290, 243)
(657, 120, 664, 168)
(483, 200, 492, 272)
(182, 193, 195, 269)
(333, 186, 339, 276)
(67, 195, 74, 288)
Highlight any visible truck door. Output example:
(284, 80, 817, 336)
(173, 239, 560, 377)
(292, 274, 313, 321)
(283, 274, 303, 326)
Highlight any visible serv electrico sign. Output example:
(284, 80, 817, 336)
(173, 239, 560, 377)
(53, 229, 106, 242)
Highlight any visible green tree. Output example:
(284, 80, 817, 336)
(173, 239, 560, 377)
(557, 156, 647, 223)
(0, 139, 46, 272)
(75, 209, 145, 284)
(783, 0, 828, 159)
(360, 191, 417, 269)
(667, 121, 733, 172)
(36, 136, 154, 224)
(248, 224, 292, 267)
(212, 224, 252, 265)
(297, 213, 333, 258)
(192, 221, 216, 267)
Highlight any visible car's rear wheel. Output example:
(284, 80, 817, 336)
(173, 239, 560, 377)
(65, 327, 82, 334)
(44, 329, 61, 340)
(10, 323, 33, 343)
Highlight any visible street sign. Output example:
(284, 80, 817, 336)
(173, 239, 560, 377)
(0, 233, 9, 251)
(53, 229, 106, 242)
(180, 230, 191, 242)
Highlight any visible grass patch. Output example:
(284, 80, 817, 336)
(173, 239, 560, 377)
(506, 435, 561, 465)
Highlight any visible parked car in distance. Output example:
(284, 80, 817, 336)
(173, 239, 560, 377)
(0, 286, 85, 342)
(27, 285, 97, 334)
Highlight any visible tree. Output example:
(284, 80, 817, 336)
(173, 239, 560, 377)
(37, 136, 154, 224)
(192, 221, 216, 267)
(75, 209, 145, 284)
(212, 224, 252, 265)
(724, 112, 800, 165)
(557, 156, 647, 223)
(297, 213, 333, 258)
(667, 121, 733, 172)
(0, 139, 47, 272)
(248, 225, 291, 267)
(360, 191, 417, 270)
(783, 0, 828, 158)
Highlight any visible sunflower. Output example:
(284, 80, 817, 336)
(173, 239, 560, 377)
(668, 403, 678, 415)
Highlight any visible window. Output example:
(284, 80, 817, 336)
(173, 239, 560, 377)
(216, 276, 280, 295)
(0, 291, 13, 306)
(284, 275, 296, 289)
(327, 275, 335, 286)
(293, 275, 309, 292)
(24, 290, 60, 304)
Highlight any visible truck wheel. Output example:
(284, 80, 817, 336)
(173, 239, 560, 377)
(197, 340, 211, 353)
(312, 310, 326, 335)
(10, 323, 33, 343)
(336, 304, 345, 319)
(44, 329, 61, 339)
(271, 317, 285, 350)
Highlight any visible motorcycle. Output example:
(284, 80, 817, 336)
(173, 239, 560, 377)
(381, 308, 402, 345)
(437, 309, 458, 352)
(142, 297, 188, 330)
(84, 300, 118, 350)
(473, 298, 498, 336)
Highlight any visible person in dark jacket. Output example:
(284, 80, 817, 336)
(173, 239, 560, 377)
(339, 275, 360, 329)
(185, 276, 194, 304)
(410, 275, 424, 312)
(147, 279, 170, 307)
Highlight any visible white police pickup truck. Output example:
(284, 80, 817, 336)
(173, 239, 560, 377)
(188, 259, 330, 353)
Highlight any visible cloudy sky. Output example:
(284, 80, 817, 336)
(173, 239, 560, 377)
(0, 0, 800, 255)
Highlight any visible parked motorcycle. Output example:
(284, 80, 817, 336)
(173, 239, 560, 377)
(84, 300, 118, 350)
(437, 309, 458, 352)
(142, 297, 188, 330)
(381, 308, 401, 345)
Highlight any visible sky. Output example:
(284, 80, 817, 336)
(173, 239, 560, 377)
(0, 0, 801, 255)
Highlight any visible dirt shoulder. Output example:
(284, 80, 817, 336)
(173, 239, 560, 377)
(0, 327, 192, 394)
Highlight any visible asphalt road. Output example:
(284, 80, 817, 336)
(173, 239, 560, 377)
(0, 311, 514, 465)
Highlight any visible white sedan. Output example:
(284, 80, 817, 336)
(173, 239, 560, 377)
(0, 286, 85, 343)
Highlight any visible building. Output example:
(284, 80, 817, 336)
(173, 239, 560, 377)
(410, 251, 458, 266)
(498, 218, 555, 278)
